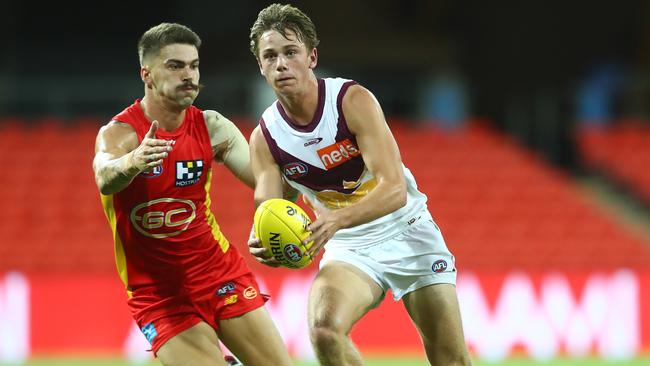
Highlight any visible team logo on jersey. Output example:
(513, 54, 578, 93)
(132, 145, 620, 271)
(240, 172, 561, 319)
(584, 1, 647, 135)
(130, 198, 196, 238)
(283, 162, 308, 179)
(317, 139, 360, 170)
(175, 160, 203, 187)
(432, 259, 448, 273)
(138, 165, 163, 178)
(304, 137, 323, 147)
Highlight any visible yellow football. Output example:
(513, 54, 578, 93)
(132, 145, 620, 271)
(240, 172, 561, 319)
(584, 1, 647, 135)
(253, 198, 313, 269)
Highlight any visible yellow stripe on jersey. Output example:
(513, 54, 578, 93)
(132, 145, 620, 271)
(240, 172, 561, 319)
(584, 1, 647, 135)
(100, 193, 131, 297)
(203, 169, 230, 253)
(316, 178, 378, 209)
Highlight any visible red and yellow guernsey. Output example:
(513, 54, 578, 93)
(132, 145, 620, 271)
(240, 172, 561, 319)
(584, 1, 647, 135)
(101, 100, 243, 298)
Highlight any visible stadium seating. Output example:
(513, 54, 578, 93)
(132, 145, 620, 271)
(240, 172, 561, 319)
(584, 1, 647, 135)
(577, 121, 650, 203)
(1, 119, 649, 273)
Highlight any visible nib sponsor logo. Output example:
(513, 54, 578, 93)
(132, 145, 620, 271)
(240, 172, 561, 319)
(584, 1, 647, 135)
(317, 139, 360, 170)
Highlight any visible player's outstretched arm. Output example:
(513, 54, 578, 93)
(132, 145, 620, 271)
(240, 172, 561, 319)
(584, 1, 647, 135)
(205, 110, 255, 189)
(93, 120, 172, 195)
(305, 85, 407, 252)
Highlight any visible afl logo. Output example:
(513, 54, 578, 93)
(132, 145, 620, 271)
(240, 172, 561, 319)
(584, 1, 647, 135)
(432, 259, 448, 273)
(130, 198, 196, 238)
(139, 165, 163, 178)
(283, 162, 308, 179)
(283, 244, 303, 262)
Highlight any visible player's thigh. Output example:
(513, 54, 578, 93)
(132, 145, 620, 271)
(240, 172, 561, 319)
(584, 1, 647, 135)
(402, 283, 467, 352)
(309, 260, 384, 332)
(217, 306, 292, 366)
(156, 321, 226, 366)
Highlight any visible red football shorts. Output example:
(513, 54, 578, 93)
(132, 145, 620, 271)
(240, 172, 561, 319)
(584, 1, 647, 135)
(128, 249, 268, 354)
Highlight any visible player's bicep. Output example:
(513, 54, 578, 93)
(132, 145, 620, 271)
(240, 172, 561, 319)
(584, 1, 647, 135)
(344, 86, 405, 185)
(204, 110, 254, 187)
(93, 122, 136, 172)
(250, 126, 284, 206)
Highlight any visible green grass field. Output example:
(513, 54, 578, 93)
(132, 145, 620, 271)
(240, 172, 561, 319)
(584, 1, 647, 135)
(1, 357, 649, 366)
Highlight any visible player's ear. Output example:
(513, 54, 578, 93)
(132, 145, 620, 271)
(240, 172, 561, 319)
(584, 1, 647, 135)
(141, 66, 152, 87)
(308, 47, 318, 69)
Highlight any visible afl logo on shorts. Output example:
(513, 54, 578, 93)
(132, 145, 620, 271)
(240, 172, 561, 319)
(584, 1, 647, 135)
(283, 162, 308, 180)
(243, 286, 258, 299)
(432, 259, 448, 273)
(130, 198, 196, 238)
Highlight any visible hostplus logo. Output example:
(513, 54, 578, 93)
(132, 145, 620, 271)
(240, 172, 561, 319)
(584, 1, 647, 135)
(175, 160, 203, 187)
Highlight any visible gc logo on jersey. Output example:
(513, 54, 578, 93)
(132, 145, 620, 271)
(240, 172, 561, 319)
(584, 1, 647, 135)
(130, 198, 196, 238)
(176, 160, 203, 187)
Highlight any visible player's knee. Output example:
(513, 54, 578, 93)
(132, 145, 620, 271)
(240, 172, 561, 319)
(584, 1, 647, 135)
(309, 325, 342, 352)
(309, 314, 347, 350)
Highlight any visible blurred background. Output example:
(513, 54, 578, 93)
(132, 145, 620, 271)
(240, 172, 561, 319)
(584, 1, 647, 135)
(1, 0, 650, 365)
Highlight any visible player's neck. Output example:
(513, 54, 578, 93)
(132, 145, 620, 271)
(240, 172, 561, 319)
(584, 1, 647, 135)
(277, 77, 319, 126)
(140, 96, 186, 132)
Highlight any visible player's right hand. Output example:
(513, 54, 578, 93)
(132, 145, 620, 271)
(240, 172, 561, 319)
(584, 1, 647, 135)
(130, 121, 173, 173)
(247, 225, 281, 267)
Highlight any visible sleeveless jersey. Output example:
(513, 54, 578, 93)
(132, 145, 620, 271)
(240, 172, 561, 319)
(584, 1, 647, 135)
(100, 100, 244, 298)
(260, 78, 429, 248)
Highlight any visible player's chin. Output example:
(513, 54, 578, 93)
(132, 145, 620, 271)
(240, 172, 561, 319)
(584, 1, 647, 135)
(177, 95, 197, 108)
(274, 84, 297, 95)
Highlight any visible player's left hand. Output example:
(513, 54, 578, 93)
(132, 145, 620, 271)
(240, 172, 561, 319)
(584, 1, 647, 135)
(303, 196, 340, 257)
(247, 225, 281, 267)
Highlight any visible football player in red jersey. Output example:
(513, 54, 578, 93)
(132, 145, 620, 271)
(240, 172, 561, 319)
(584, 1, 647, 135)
(247, 4, 471, 366)
(93, 23, 292, 366)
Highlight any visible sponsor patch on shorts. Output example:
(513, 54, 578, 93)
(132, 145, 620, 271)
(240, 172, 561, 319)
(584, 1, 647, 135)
(224, 294, 238, 305)
(141, 322, 158, 344)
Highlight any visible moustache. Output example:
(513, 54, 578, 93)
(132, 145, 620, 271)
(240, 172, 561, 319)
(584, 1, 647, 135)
(178, 82, 204, 91)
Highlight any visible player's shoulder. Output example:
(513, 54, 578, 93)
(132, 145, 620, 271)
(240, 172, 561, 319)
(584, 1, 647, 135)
(95, 120, 139, 151)
(97, 120, 136, 138)
(203, 109, 225, 124)
(342, 83, 376, 109)
(203, 109, 236, 132)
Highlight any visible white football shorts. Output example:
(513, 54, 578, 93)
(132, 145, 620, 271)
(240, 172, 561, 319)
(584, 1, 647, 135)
(320, 212, 457, 301)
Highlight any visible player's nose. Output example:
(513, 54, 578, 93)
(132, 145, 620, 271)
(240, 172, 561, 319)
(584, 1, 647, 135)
(276, 55, 288, 71)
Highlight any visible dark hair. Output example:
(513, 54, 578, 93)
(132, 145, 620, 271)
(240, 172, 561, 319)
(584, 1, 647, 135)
(249, 3, 319, 59)
(138, 23, 201, 65)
